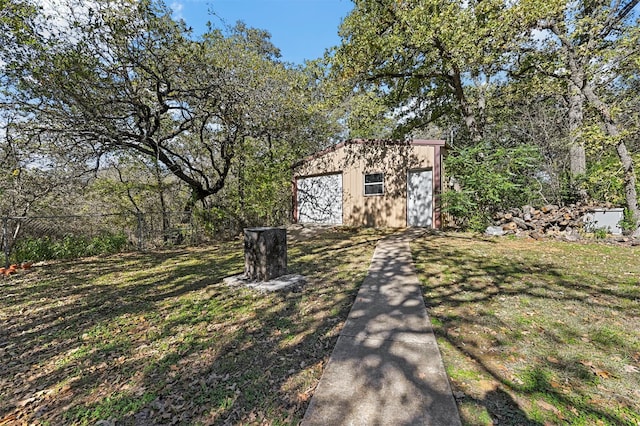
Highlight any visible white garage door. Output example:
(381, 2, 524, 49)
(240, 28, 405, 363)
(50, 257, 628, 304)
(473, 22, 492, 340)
(407, 170, 433, 227)
(297, 174, 343, 224)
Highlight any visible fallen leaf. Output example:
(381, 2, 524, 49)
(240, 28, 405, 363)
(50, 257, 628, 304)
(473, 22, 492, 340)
(0, 413, 18, 425)
(537, 399, 560, 414)
(594, 368, 612, 379)
(477, 380, 497, 393)
(580, 360, 614, 378)
(623, 364, 639, 373)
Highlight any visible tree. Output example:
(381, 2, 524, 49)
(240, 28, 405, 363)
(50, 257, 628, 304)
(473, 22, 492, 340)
(207, 58, 347, 230)
(442, 142, 543, 230)
(0, 0, 38, 53)
(491, 81, 575, 204)
(334, 0, 525, 143)
(2, 0, 310, 217)
(517, 0, 640, 232)
(0, 113, 97, 265)
(335, 0, 640, 233)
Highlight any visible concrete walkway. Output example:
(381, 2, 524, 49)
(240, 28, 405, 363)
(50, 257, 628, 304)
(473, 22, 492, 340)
(302, 231, 461, 426)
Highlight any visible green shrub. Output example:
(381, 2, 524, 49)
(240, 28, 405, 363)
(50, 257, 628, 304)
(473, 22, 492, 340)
(12, 236, 55, 262)
(593, 227, 608, 239)
(87, 233, 129, 255)
(619, 208, 637, 233)
(584, 155, 626, 206)
(12, 232, 130, 262)
(443, 142, 543, 231)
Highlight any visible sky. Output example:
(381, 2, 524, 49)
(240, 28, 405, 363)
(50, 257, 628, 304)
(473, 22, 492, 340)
(169, 0, 354, 64)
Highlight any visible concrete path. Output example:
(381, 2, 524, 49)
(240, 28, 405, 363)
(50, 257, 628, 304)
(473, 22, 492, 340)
(302, 231, 461, 426)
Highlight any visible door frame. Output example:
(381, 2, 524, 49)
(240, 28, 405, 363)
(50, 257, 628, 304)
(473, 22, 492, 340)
(406, 168, 434, 228)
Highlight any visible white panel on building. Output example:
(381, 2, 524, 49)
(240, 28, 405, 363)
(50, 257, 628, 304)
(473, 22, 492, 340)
(297, 174, 343, 224)
(407, 170, 433, 227)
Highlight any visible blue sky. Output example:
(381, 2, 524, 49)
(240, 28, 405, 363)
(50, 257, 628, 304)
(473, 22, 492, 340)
(169, 0, 354, 64)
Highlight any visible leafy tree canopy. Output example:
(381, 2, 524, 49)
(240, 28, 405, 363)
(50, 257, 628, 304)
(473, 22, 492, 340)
(2, 0, 327, 215)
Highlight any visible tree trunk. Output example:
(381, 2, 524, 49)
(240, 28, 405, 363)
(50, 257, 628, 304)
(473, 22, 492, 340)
(616, 140, 640, 237)
(182, 188, 206, 224)
(568, 87, 586, 176)
(153, 159, 170, 237)
(582, 84, 640, 234)
(237, 137, 247, 228)
(453, 75, 483, 144)
(569, 145, 586, 176)
(440, 42, 484, 144)
(547, 23, 587, 186)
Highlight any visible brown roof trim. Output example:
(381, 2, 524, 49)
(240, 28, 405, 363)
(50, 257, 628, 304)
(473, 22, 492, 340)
(293, 138, 446, 169)
(409, 139, 446, 146)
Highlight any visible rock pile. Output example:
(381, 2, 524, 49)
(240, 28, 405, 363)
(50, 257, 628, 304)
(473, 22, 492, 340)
(486, 203, 622, 240)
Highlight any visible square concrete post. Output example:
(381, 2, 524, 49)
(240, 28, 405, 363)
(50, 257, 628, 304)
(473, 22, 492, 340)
(244, 227, 287, 281)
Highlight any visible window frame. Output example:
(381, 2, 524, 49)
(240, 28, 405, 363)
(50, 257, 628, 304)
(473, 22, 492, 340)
(363, 172, 385, 196)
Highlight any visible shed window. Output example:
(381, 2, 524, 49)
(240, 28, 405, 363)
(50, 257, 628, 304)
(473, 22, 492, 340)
(364, 173, 384, 195)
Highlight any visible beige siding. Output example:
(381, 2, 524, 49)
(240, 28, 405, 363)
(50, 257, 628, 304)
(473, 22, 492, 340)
(295, 141, 437, 228)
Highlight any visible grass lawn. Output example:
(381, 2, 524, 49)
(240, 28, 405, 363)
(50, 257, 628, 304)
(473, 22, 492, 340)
(0, 227, 387, 425)
(412, 232, 640, 426)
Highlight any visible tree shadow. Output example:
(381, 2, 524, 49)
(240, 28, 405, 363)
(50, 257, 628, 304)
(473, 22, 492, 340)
(466, 388, 542, 426)
(0, 227, 388, 425)
(410, 232, 640, 425)
(302, 231, 461, 425)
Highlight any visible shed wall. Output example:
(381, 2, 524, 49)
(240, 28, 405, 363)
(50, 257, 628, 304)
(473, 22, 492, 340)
(295, 141, 439, 228)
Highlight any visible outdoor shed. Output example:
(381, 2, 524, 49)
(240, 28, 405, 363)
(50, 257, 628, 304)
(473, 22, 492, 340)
(293, 139, 444, 228)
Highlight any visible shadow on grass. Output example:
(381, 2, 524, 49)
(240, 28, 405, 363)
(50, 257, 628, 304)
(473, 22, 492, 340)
(0, 227, 387, 425)
(461, 388, 542, 426)
(299, 230, 463, 425)
(411, 233, 640, 425)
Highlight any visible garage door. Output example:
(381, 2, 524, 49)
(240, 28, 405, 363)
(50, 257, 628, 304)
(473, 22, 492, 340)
(297, 174, 343, 224)
(407, 170, 433, 227)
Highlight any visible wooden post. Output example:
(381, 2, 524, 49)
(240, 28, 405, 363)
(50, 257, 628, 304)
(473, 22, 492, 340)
(2, 217, 9, 268)
(244, 227, 287, 281)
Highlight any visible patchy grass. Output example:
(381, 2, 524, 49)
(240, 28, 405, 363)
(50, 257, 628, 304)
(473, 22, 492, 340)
(0, 227, 387, 425)
(412, 233, 640, 426)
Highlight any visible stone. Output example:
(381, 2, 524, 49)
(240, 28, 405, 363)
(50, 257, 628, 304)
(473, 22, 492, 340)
(244, 227, 287, 281)
(485, 226, 505, 236)
(564, 228, 581, 242)
(224, 273, 306, 292)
